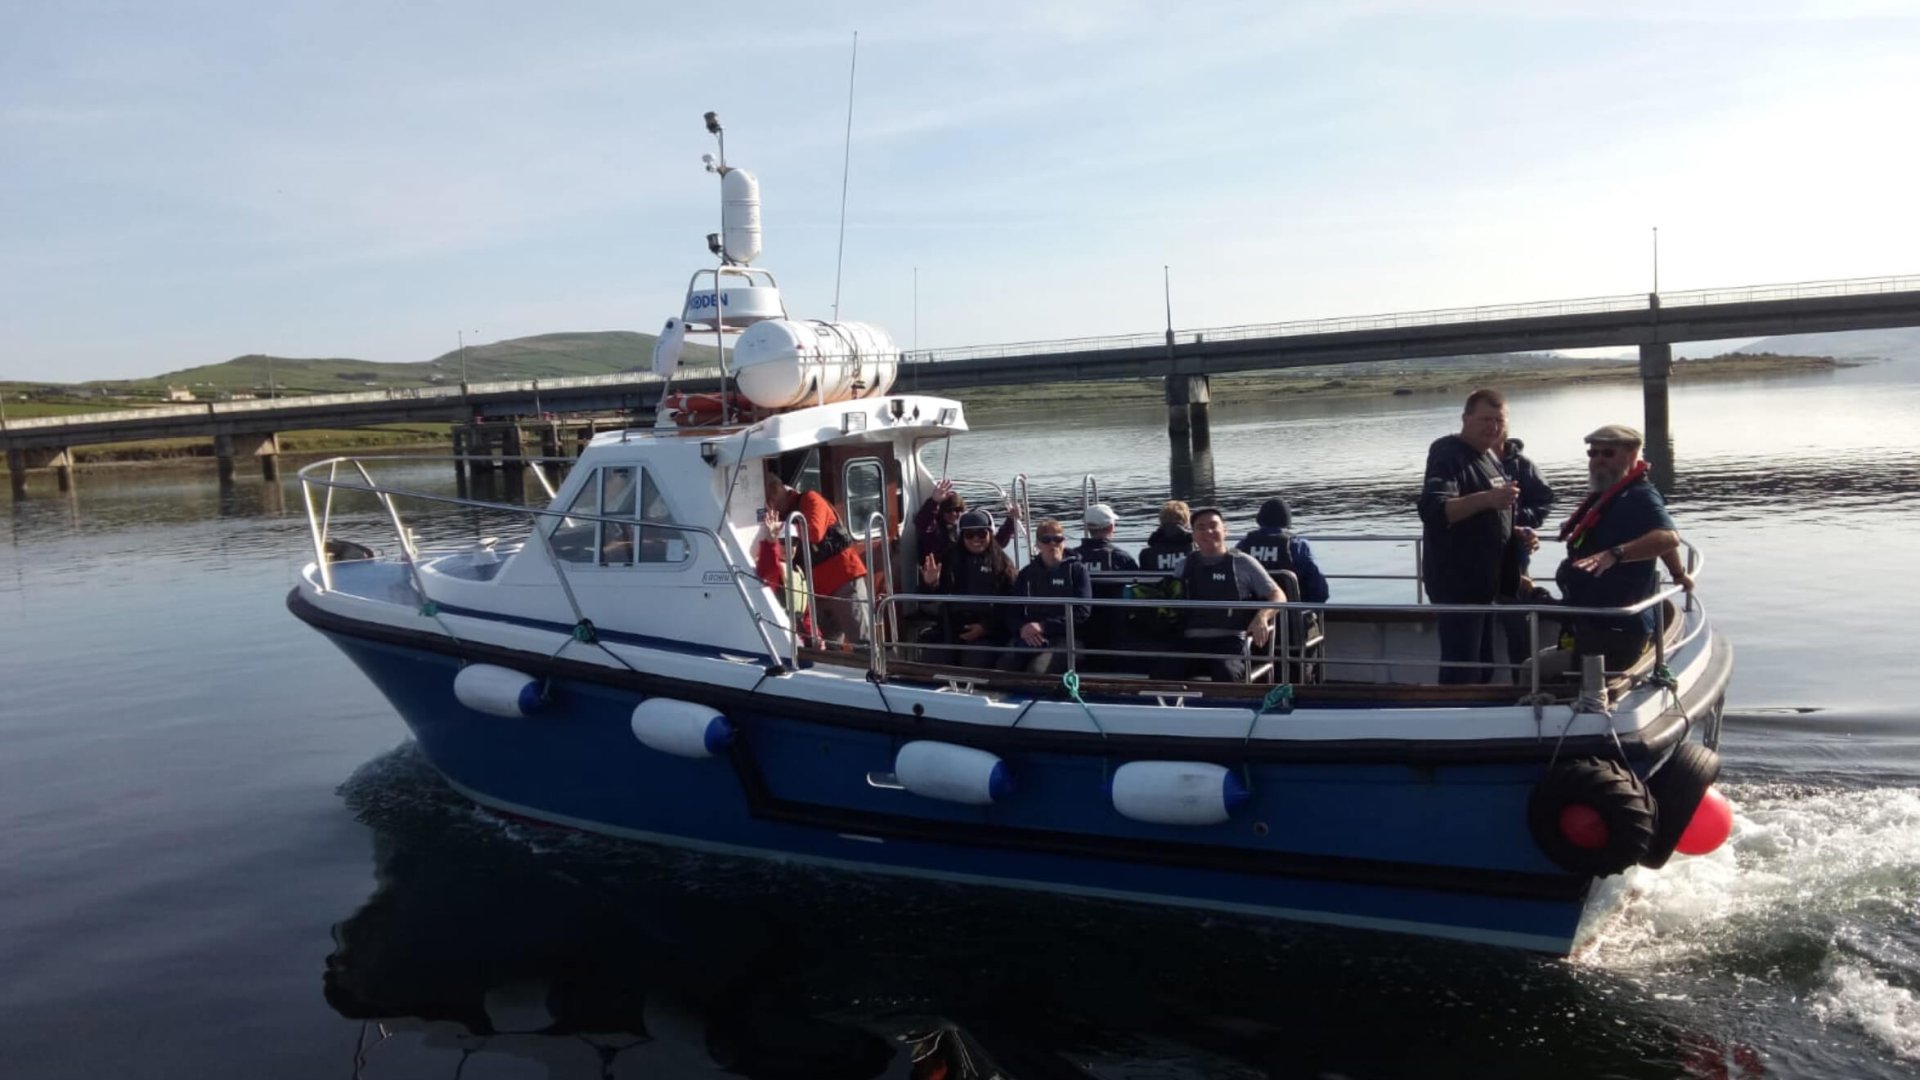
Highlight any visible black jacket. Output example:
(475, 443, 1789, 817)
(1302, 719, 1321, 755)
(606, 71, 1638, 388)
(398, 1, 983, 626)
(1006, 557, 1093, 641)
(1500, 449, 1555, 531)
(1416, 434, 1516, 603)
(1138, 525, 1194, 574)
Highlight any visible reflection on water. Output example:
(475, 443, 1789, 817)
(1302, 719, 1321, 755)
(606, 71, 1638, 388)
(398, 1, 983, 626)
(331, 746, 1818, 1080)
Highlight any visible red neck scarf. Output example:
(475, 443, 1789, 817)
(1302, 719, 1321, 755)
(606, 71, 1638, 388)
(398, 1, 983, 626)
(1558, 459, 1649, 550)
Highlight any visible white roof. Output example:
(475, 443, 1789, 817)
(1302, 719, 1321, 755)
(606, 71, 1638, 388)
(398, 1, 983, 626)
(585, 394, 968, 460)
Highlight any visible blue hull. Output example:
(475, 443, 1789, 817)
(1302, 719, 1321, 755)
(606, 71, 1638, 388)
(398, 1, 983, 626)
(321, 629, 1614, 953)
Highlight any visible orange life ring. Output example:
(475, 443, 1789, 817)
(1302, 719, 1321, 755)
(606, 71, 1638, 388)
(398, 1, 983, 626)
(658, 391, 760, 426)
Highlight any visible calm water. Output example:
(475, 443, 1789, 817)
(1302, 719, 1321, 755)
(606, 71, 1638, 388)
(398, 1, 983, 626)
(3, 363, 1918, 1078)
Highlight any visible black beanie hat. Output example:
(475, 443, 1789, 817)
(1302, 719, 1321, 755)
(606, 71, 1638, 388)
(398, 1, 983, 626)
(1257, 498, 1291, 529)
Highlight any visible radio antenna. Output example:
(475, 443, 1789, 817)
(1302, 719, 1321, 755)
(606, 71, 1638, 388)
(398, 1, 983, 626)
(831, 31, 858, 322)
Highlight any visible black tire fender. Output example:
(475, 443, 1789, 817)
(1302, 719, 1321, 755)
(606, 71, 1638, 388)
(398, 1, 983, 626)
(1639, 741, 1722, 869)
(1527, 758, 1656, 876)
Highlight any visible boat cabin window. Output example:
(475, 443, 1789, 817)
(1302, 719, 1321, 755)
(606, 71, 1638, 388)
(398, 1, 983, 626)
(843, 457, 886, 539)
(549, 466, 689, 568)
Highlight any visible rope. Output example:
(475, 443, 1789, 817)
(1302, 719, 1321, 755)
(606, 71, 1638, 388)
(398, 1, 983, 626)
(417, 600, 462, 643)
(866, 668, 899, 716)
(1060, 670, 1107, 738)
(1259, 683, 1295, 715)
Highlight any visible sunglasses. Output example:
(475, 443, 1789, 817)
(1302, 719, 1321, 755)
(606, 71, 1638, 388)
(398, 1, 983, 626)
(941, 506, 963, 515)
(1586, 446, 1626, 459)
(1037, 534, 1067, 544)
(961, 528, 990, 539)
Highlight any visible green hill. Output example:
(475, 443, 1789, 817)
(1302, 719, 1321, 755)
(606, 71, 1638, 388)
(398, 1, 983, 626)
(85, 331, 667, 398)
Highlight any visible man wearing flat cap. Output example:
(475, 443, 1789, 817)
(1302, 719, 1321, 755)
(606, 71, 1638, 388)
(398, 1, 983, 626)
(1554, 424, 1682, 670)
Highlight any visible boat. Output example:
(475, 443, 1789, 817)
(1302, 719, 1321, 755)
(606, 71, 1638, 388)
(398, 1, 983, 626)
(288, 114, 1735, 955)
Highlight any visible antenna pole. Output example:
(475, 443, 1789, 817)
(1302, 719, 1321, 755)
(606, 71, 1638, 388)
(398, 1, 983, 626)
(831, 31, 859, 322)
(1163, 265, 1174, 350)
(1651, 225, 1660, 295)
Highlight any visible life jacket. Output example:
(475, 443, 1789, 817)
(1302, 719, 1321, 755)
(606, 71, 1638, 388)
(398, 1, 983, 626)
(1140, 525, 1194, 573)
(946, 550, 1006, 628)
(1181, 553, 1245, 635)
(1075, 539, 1135, 572)
(1238, 528, 1298, 578)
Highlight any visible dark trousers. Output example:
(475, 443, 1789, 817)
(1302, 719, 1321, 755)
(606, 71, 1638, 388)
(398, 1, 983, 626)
(1151, 635, 1248, 683)
(997, 646, 1069, 675)
(1572, 619, 1651, 673)
(1436, 610, 1495, 685)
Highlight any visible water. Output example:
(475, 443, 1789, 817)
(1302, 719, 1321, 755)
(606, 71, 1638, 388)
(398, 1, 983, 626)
(3, 362, 1918, 1078)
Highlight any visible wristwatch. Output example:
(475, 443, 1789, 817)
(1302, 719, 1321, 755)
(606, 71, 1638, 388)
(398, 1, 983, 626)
(1608, 545, 1626, 562)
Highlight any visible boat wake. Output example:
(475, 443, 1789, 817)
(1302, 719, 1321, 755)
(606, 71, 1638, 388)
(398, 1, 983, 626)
(1585, 782, 1920, 1064)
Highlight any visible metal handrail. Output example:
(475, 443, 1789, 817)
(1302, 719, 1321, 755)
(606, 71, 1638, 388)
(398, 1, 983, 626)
(878, 583, 1698, 690)
(296, 455, 788, 667)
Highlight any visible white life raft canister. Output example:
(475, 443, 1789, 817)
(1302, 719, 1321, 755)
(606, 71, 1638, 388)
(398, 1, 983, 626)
(1109, 761, 1248, 826)
(731, 319, 899, 408)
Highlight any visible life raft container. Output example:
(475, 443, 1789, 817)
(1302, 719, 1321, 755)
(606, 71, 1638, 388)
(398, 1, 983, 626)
(1639, 741, 1723, 868)
(1526, 757, 1656, 876)
(656, 390, 762, 428)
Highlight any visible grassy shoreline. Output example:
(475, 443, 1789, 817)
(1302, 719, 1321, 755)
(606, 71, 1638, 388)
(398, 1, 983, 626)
(42, 353, 1848, 469)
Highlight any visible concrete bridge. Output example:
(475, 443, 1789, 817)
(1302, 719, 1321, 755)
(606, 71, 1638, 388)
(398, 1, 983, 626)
(7, 273, 1920, 495)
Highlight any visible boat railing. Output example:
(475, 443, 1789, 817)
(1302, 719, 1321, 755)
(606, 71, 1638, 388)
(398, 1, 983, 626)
(297, 455, 791, 668)
(874, 579, 1698, 699)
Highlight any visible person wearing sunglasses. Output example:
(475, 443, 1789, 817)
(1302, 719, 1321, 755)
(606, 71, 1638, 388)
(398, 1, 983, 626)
(917, 508, 1017, 667)
(1554, 424, 1684, 671)
(999, 518, 1093, 675)
(912, 477, 1020, 567)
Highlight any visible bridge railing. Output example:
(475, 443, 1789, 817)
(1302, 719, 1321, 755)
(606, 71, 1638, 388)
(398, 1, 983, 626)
(0, 365, 728, 432)
(902, 272, 1920, 364)
(1655, 273, 1920, 310)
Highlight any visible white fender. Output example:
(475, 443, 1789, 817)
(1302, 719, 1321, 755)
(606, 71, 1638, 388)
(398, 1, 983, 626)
(631, 698, 734, 759)
(1109, 761, 1247, 826)
(894, 741, 1012, 805)
(454, 664, 544, 718)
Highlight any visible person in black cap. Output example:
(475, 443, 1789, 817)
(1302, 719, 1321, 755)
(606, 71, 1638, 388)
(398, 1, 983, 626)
(1235, 497, 1329, 603)
(917, 507, 1017, 666)
(912, 478, 1019, 566)
(1554, 423, 1682, 670)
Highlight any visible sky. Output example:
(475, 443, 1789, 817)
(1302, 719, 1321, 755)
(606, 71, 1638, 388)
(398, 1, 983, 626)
(3, 1, 1918, 382)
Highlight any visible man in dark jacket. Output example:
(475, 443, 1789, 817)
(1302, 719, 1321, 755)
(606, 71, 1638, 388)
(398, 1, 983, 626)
(1000, 518, 1093, 674)
(1074, 503, 1138, 571)
(1417, 389, 1521, 684)
(1235, 497, 1329, 604)
(1074, 503, 1136, 668)
(1500, 437, 1554, 572)
(1556, 424, 1681, 671)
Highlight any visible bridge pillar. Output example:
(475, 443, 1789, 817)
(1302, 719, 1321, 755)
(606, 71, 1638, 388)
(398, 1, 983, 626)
(1638, 342, 1675, 491)
(502, 424, 525, 472)
(8, 446, 75, 497)
(215, 432, 279, 485)
(1165, 375, 1212, 450)
(1165, 375, 1215, 501)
